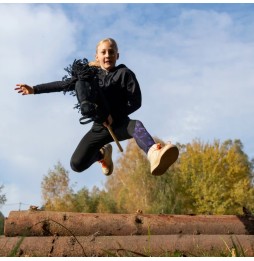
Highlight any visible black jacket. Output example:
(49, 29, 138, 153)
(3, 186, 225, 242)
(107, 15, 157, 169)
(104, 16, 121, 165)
(33, 64, 142, 123)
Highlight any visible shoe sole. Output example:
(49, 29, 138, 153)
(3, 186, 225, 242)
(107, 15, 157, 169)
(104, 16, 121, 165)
(152, 145, 179, 176)
(103, 144, 114, 176)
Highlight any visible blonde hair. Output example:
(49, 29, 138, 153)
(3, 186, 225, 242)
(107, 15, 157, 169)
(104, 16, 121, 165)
(89, 38, 119, 67)
(96, 38, 118, 53)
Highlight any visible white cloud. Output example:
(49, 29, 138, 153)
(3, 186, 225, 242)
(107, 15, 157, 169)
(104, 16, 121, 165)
(121, 8, 254, 153)
(0, 4, 85, 216)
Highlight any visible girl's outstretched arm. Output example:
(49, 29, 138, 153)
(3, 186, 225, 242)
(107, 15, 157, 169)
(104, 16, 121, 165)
(15, 84, 34, 95)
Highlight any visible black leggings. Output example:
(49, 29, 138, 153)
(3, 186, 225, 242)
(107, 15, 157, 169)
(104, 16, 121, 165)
(70, 118, 155, 172)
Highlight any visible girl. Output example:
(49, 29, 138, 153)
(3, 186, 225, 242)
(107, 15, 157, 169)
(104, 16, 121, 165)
(15, 38, 179, 176)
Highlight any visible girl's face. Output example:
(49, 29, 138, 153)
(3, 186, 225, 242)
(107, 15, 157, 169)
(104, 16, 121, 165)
(96, 41, 119, 71)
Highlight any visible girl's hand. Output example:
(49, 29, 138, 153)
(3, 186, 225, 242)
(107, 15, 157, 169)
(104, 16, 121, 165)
(15, 84, 34, 95)
(103, 114, 113, 128)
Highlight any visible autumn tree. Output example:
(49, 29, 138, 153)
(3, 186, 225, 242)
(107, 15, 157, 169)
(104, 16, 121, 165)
(106, 138, 254, 215)
(175, 139, 254, 214)
(41, 139, 253, 215)
(41, 162, 118, 213)
(105, 138, 181, 213)
(41, 161, 75, 211)
(105, 139, 148, 213)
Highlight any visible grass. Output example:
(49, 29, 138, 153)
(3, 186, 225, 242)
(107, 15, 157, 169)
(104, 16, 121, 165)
(220, 236, 247, 257)
(7, 237, 25, 257)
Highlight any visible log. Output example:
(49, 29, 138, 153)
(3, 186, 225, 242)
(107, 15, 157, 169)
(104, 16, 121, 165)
(0, 234, 254, 257)
(4, 211, 254, 237)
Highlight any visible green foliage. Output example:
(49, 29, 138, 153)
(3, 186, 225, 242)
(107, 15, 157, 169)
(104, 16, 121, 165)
(0, 211, 4, 235)
(0, 185, 6, 235)
(0, 185, 6, 207)
(70, 186, 118, 213)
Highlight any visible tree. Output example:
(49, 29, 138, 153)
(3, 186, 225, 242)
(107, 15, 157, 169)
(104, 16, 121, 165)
(41, 139, 254, 215)
(0, 185, 6, 235)
(71, 186, 91, 213)
(41, 161, 75, 211)
(175, 139, 254, 214)
(106, 138, 254, 215)
(71, 186, 118, 213)
(0, 211, 4, 235)
(0, 184, 6, 207)
(105, 138, 181, 214)
(96, 189, 118, 213)
(105, 139, 149, 213)
(41, 162, 117, 213)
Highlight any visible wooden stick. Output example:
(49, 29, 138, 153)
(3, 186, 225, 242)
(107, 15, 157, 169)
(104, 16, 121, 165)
(106, 125, 124, 152)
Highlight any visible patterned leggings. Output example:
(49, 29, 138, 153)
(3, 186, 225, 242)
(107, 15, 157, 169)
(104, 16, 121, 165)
(70, 118, 155, 172)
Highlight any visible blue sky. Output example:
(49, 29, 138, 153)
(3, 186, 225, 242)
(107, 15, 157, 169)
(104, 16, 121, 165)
(1, 3, 254, 217)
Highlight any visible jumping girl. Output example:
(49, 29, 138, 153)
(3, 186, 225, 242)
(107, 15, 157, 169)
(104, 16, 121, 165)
(15, 38, 179, 176)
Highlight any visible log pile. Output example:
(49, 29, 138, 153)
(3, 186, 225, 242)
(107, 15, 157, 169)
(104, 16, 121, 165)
(1, 210, 254, 256)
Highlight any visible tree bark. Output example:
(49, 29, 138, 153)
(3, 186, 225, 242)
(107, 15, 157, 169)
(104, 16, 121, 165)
(4, 210, 254, 237)
(1, 234, 254, 257)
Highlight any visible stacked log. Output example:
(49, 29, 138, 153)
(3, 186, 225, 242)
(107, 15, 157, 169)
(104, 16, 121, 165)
(0, 211, 254, 256)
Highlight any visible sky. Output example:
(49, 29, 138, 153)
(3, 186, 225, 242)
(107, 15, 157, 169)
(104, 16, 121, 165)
(1, 3, 254, 217)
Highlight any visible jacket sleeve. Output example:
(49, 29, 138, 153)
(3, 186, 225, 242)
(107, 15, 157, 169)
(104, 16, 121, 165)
(122, 69, 142, 115)
(33, 80, 75, 94)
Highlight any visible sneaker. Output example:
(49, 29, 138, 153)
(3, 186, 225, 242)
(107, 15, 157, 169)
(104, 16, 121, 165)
(98, 144, 114, 176)
(147, 143, 179, 176)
